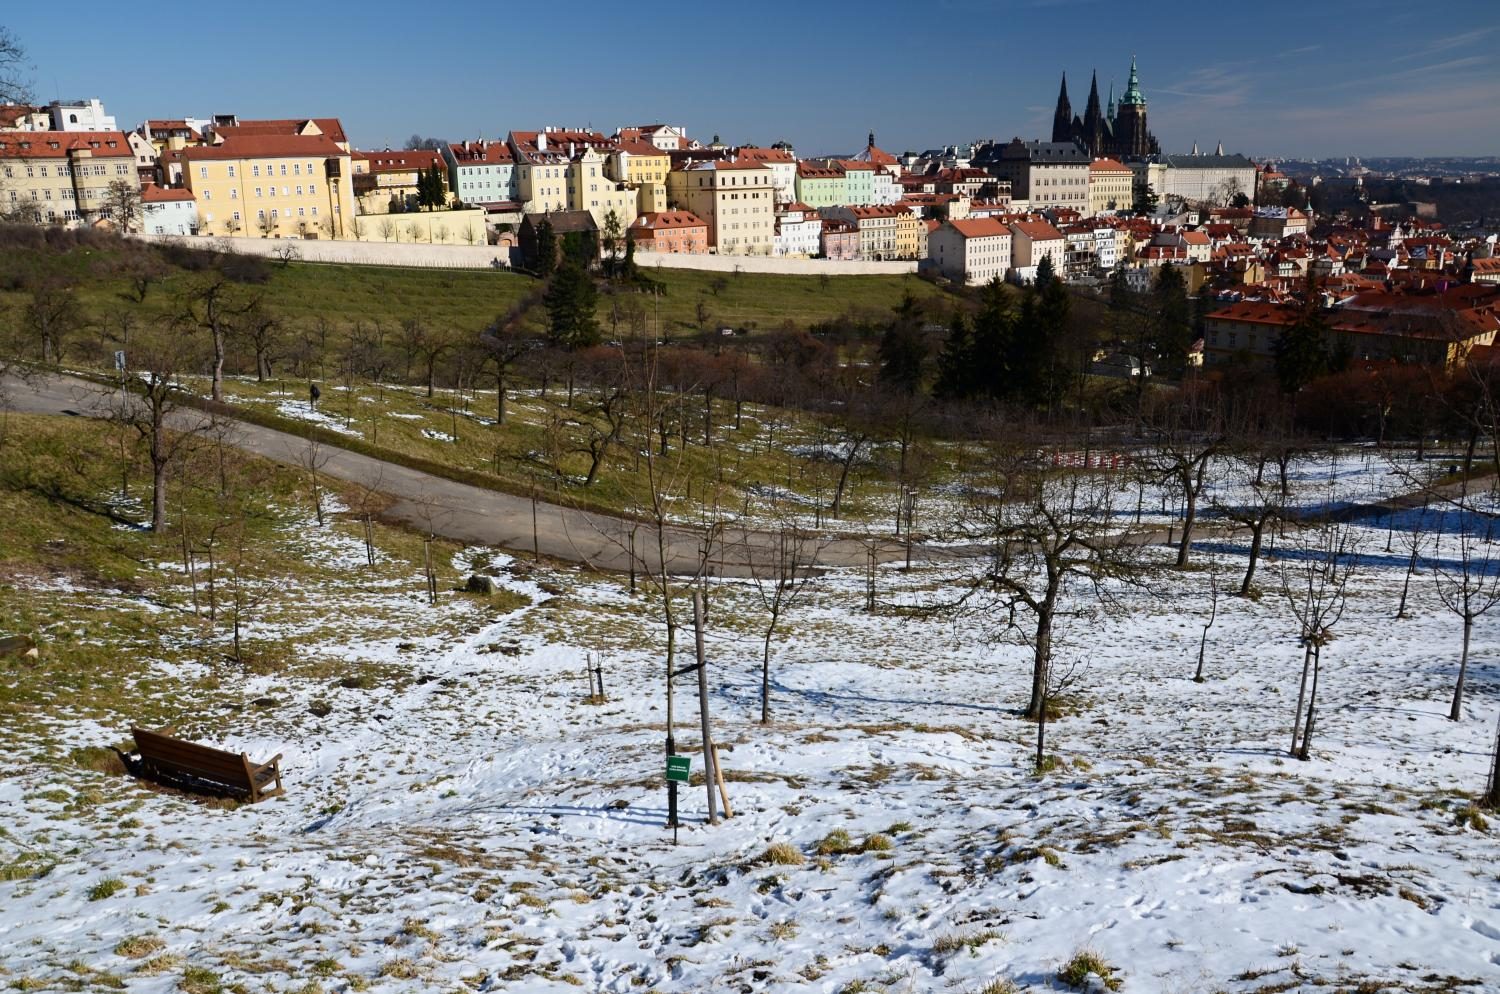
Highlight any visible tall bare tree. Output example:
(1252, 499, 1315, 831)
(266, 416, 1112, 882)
(187, 275, 259, 403)
(0, 26, 30, 105)
(949, 445, 1145, 720)
(1433, 514, 1500, 723)
(1277, 516, 1360, 760)
(748, 522, 826, 724)
(1141, 382, 1226, 568)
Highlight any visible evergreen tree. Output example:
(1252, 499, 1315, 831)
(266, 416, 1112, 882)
(1034, 253, 1056, 292)
(878, 291, 927, 394)
(1274, 279, 1332, 394)
(971, 278, 1015, 400)
(1151, 265, 1192, 378)
(934, 310, 976, 401)
(427, 164, 446, 209)
(1032, 270, 1073, 409)
(1133, 183, 1159, 215)
(622, 235, 637, 280)
(545, 260, 600, 350)
(534, 220, 557, 278)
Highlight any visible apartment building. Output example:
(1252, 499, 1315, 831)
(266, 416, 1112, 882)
(666, 161, 775, 255)
(178, 133, 355, 238)
(0, 130, 138, 225)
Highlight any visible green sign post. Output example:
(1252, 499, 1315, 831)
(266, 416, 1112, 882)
(666, 755, 691, 783)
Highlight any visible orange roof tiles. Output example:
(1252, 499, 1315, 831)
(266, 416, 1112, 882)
(948, 218, 1011, 239)
(0, 131, 134, 159)
(180, 134, 346, 161)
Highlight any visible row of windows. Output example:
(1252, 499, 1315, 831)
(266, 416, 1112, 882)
(202, 161, 319, 180)
(201, 183, 318, 202)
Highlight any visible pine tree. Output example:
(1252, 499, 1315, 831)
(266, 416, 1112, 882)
(1133, 183, 1159, 215)
(971, 278, 1015, 400)
(1032, 270, 1073, 409)
(545, 261, 600, 350)
(1274, 282, 1331, 394)
(1151, 265, 1192, 378)
(878, 291, 927, 394)
(534, 220, 557, 278)
(1035, 253, 1056, 292)
(934, 310, 976, 401)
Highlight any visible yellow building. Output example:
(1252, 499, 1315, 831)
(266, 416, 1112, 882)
(0, 130, 138, 225)
(893, 208, 923, 260)
(179, 133, 355, 238)
(1088, 157, 1133, 215)
(666, 161, 775, 255)
(352, 148, 447, 214)
(609, 139, 669, 214)
(565, 147, 637, 232)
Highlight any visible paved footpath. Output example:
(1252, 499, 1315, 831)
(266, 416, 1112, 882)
(5, 372, 1479, 577)
(2, 372, 913, 578)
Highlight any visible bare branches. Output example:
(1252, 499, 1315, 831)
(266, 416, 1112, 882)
(0, 26, 30, 105)
(1432, 513, 1500, 722)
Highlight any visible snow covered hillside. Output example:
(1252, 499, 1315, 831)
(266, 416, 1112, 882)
(2, 510, 1498, 993)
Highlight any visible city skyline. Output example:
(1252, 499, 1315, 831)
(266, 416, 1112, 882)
(3, 1, 1498, 159)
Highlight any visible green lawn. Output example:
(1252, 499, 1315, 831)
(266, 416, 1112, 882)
(0, 237, 952, 342)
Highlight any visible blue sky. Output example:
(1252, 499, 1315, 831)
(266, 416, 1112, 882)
(5, 1, 1498, 159)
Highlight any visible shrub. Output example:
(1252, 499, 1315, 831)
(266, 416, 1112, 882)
(114, 935, 166, 959)
(1058, 947, 1121, 991)
(88, 877, 126, 901)
(933, 928, 1005, 956)
(861, 834, 894, 853)
(815, 829, 853, 855)
(759, 842, 805, 866)
(379, 958, 419, 979)
(179, 965, 222, 994)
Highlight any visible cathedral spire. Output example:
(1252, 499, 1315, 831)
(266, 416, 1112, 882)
(1122, 55, 1144, 106)
(1107, 80, 1116, 121)
(1051, 73, 1074, 144)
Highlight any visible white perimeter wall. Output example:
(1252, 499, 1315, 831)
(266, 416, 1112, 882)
(130, 233, 917, 275)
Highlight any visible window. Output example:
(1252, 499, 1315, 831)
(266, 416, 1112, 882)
(255, 187, 262, 197)
(230, 188, 237, 199)
(280, 164, 287, 176)
(310, 206, 317, 216)
(253, 165, 260, 177)
(308, 183, 315, 194)
(228, 165, 236, 178)
(233, 211, 241, 221)
(293, 164, 300, 175)
(200, 166, 208, 179)
(203, 190, 212, 200)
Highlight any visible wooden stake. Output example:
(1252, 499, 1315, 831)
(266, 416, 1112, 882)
(712, 743, 733, 819)
(692, 588, 718, 825)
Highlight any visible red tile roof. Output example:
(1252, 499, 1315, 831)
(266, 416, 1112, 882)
(735, 146, 795, 164)
(631, 211, 707, 230)
(0, 131, 134, 159)
(1009, 220, 1065, 241)
(180, 134, 347, 161)
(1089, 157, 1131, 173)
(354, 149, 444, 173)
(448, 140, 514, 165)
(213, 118, 347, 145)
(797, 163, 844, 179)
(947, 218, 1011, 239)
(140, 184, 194, 203)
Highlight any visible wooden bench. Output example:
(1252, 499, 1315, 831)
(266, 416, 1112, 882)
(129, 726, 285, 803)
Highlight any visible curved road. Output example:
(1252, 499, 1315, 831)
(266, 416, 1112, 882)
(2, 372, 912, 578)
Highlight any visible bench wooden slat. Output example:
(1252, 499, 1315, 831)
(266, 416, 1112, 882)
(130, 727, 284, 803)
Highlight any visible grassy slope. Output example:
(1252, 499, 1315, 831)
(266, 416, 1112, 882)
(0, 414, 526, 743)
(0, 240, 950, 339)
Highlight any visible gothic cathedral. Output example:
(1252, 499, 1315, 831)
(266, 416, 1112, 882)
(1051, 57, 1160, 160)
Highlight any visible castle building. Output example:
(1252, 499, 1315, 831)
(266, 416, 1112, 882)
(1052, 57, 1159, 161)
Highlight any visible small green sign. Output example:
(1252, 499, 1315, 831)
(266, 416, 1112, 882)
(666, 755, 691, 783)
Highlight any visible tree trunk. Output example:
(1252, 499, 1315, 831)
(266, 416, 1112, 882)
(1025, 581, 1058, 720)
(1035, 691, 1048, 774)
(1398, 543, 1420, 617)
(1177, 465, 1202, 568)
(1451, 615, 1472, 722)
(1297, 645, 1322, 760)
(1290, 642, 1313, 757)
(832, 437, 865, 519)
(760, 620, 776, 725)
(1240, 517, 1266, 595)
(496, 371, 506, 424)
(692, 589, 718, 825)
(426, 358, 436, 398)
(1484, 713, 1500, 809)
(211, 326, 226, 403)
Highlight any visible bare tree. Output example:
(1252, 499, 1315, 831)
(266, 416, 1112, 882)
(1277, 517, 1361, 760)
(1141, 383, 1226, 567)
(301, 437, 332, 526)
(1433, 514, 1500, 723)
(271, 243, 300, 267)
(1194, 554, 1221, 683)
(186, 275, 259, 403)
(0, 26, 31, 105)
(101, 180, 143, 233)
(237, 303, 282, 382)
(949, 446, 1145, 720)
(109, 320, 211, 532)
(23, 277, 81, 364)
(480, 286, 545, 423)
(748, 522, 826, 724)
(1208, 450, 1284, 597)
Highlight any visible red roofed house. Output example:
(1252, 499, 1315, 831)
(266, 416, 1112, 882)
(927, 217, 1013, 285)
(820, 218, 859, 261)
(140, 183, 197, 235)
(1009, 220, 1067, 279)
(819, 204, 909, 259)
(1203, 285, 1500, 368)
(628, 211, 708, 254)
(733, 146, 797, 202)
(0, 131, 139, 226)
(665, 161, 776, 255)
(352, 149, 448, 214)
(178, 132, 355, 238)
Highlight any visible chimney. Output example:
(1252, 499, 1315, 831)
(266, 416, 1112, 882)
(537, 131, 546, 151)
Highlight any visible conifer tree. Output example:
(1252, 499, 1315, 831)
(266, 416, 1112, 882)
(934, 310, 976, 401)
(534, 220, 557, 278)
(1151, 265, 1192, 378)
(545, 260, 600, 350)
(878, 292, 927, 394)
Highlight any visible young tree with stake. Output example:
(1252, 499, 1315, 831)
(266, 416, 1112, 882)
(1277, 516, 1360, 760)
